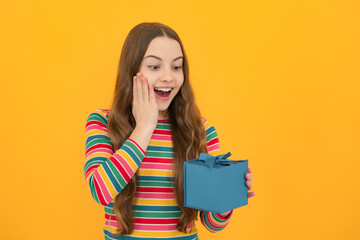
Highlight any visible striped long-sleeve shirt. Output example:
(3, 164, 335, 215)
(84, 108, 233, 240)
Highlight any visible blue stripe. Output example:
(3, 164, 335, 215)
(146, 145, 173, 152)
(84, 156, 107, 172)
(104, 229, 198, 240)
(86, 134, 112, 146)
(205, 125, 215, 135)
(122, 143, 141, 166)
(87, 112, 107, 127)
(138, 176, 175, 182)
(105, 202, 114, 208)
(102, 161, 121, 191)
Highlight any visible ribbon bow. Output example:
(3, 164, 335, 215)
(197, 152, 239, 168)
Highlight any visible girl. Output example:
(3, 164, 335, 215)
(84, 22, 255, 240)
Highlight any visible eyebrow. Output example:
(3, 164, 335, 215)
(143, 55, 183, 62)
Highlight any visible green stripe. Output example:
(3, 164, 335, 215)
(87, 112, 107, 125)
(138, 181, 174, 187)
(104, 206, 113, 214)
(207, 131, 218, 142)
(102, 162, 121, 191)
(107, 159, 127, 189)
(84, 157, 104, 172)
(122, 142, 142, 166)
(202, 212, 217, 232)
(134, 211, 181, 218)
(212, 212, 227, 223)
(86, 138, 112, 150)
(125, 139, 145, 159)
(156, 123, 171, 130)
(85, 134, 111, 146)
(146, 151, 174, 158)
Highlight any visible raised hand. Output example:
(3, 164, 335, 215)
(128, 72, 159, 151)
(132, 72, 158, 130)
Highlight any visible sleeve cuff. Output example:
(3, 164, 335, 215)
(215, 209, 233, 220)
(127, 138, 146, 155)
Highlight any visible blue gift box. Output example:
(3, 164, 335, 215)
(184, 152, 248, 214)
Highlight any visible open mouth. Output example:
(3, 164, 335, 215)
(154, 87, 173, 98)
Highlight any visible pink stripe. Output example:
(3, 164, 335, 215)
(94, 170, 112, 204)
(113, 153, 135, 176)
(85, 147, 113, 159)
(139, 163, 173, 170)
(86, 124, 106, 131)
(134, 224, 177, 231)
(85, 166, 97, 179)
(134, 192, 175, 199)
(207, 213, 226, 228)
(207, 143, 220, 152)
(151, 135, 172, 141)
(187, 222, 195, 228)
(201, 216, 216, 233)
(107, 220, 121, 228)
(133, 222, 195, 231)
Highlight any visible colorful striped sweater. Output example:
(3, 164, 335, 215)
(84, 108, 233, 240)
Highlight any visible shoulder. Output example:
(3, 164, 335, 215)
(201, 116, 217, 134)
(201, 116, 221, 153)
(85, 108, 111, 127)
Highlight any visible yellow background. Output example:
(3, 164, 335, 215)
(1, 0, 359, 239)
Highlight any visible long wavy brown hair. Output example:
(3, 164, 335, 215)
(107, 22, 208, 235)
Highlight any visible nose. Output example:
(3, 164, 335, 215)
(160, 67, 174, 82)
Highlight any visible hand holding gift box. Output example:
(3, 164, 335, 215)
(184, 152, 255, 215)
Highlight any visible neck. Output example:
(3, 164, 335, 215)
(158, 110, 169, 120)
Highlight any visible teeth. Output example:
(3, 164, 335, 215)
(154, 87, 172, 92)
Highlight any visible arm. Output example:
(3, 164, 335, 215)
(199, 118, 233, 232)
(84, 109, 152, 206)
(199, 210, 233, 233)
(85, 74, 158, 206)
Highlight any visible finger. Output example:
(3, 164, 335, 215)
(149, 83, 156, 103)
(133, 76, 138, 103)
(136, 74, 144, 103)
(248, 192, 256, 198)
(245, 173, 253, 181)
(248, 168, 253, 173)
(141, 76, 149, 102)
(246, 180, 252, 190)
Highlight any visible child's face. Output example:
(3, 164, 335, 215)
(138, 36, 184, 118)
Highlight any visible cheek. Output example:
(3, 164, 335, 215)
(145, 76, 156, 86)
(139, 69, 156, 85)
(178, 77, 184, 88)
(176, 73, 184, 86)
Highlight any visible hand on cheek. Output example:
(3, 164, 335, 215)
(132, 72, 158, 130)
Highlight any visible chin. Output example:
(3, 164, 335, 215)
(158, 106, 170, 112)
(156, 101, 171, 110)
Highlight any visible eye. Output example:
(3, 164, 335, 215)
(173, 66, 182, 70)
(149, 65, 159, 70)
